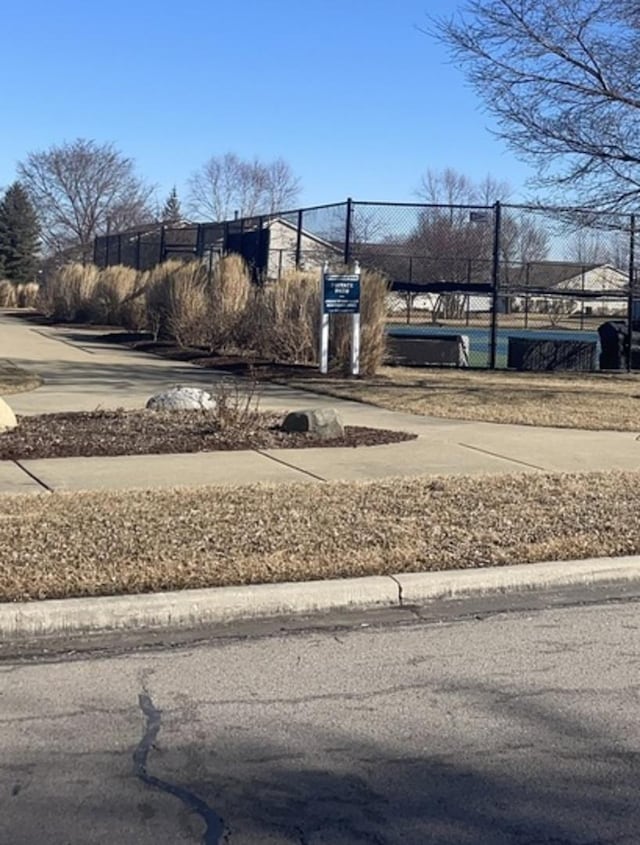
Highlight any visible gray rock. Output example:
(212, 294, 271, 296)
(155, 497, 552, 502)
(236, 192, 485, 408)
(146, 386, 216, 412)
(0, 397, 17, 432)
(282, 408, 344, 439)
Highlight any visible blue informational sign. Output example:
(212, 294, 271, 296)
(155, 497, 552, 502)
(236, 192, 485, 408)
(323, 273, 361, 314)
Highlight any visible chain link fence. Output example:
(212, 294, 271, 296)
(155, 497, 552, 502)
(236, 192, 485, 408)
(94, 199, 640, 370)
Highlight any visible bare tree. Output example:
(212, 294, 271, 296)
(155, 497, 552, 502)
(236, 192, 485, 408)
(187, 153, 301, 221)
(570, 228, 630, 267)
(410, 169, 549, 319)
(431, 1, 640, 209)
(262, 158, 301, 213)
(416, 167, 477, 208)
(18, 138, 154, 261)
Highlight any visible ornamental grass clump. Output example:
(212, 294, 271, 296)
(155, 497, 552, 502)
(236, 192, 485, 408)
(207, 253, 252, 353)
(88, 265, 140, 325)
(0, 280, 17, 308)
(40, 263, 100, 321)
(250, 269, 320, 363)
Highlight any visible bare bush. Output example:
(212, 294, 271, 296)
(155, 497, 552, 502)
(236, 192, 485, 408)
(40, 263, 100, 321)
(212, 378, 263, 431)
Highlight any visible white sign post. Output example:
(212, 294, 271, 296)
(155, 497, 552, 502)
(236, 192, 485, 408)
(319, 261, 361, 376)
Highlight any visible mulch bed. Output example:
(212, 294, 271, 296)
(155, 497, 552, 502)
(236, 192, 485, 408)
(0, 409, 416, 460)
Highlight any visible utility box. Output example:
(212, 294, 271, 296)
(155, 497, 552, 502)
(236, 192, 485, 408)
(507, 337, 597, 371)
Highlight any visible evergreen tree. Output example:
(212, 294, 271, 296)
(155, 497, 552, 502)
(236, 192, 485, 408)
(0, 182, 40, 282)
(161, 186, 182, 224)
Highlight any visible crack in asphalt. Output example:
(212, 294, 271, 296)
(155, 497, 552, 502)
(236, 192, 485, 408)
(133, 692, 226, 844)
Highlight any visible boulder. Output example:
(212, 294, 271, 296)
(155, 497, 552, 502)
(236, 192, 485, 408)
(0, 397, 17, 432)
(146, 386, 216, 412)
(282, 408, 344, 439)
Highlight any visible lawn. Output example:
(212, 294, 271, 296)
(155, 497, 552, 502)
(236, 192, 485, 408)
(1, 471, 639, 602)
(277, 366, 640, 430)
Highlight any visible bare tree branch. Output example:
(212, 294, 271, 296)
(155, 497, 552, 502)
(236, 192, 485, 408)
(429, 0, 640, 209)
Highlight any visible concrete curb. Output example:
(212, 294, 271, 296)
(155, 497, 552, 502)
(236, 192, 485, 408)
(2, 556, 640, 639)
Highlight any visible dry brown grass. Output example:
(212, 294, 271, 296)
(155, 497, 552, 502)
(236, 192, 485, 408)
(40, 263, 100, 321)
(165, 262, 210, 348)
(144, 260, 193, 341)
(15, 282, 40, 308)
(89, 265, 140, 325)
(252, 269, 320, 363)
(0, 281, 17, 308)
(279, 366, 640, 431)
(208, 254, 252, 352)
(1, 471, 639, 602)
(249, 266, 388, 374)
(29, 258, 389, 375)
(118, 282, 148, 331)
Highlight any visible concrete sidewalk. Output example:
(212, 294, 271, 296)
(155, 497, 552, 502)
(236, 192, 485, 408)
(1, 310, 639, 494)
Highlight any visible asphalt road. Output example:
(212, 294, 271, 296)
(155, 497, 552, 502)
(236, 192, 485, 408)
(2, 597, 640, 844)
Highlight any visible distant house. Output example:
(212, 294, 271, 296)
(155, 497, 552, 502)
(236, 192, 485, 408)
(385, 261, 631, 319)
(516, 263, 628, 316)
(262, 218, 341, 280)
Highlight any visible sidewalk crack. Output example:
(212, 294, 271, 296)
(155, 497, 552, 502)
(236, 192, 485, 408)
(253, 450, 327, 482)
(458, 442, 548, 472)
(12, 461, 53, 493)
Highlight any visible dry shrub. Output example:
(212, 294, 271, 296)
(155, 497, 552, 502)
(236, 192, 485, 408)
(89, 265, 140, 325)
(40, 263, 100, 321)
(145, 260, 210, 346)
(251, 269, 320, 363)
(144, 262, 176, 340)
(212, 378, 262, 430)
(208, 254, 251, 352)
(15, 282, 40, 308)
(119, 282, 149, 332)
(332, 267, 389, 375)
(0, 280, 17, 308)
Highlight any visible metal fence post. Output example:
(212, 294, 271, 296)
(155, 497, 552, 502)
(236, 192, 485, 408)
(489, 200, 502, 369)
(135, 233, 141, 270)
(627, 213, 635, 372)
(159, 225, 166, 264)
(258, 216, 265, 283)
(93, 237, 99, 266)
(295, 209, 303, 268)
(195, 224, 204, 260)
(344, 197, 353, 266)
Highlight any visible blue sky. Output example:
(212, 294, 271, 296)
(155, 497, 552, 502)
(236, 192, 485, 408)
(1, 0, 535, 210)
